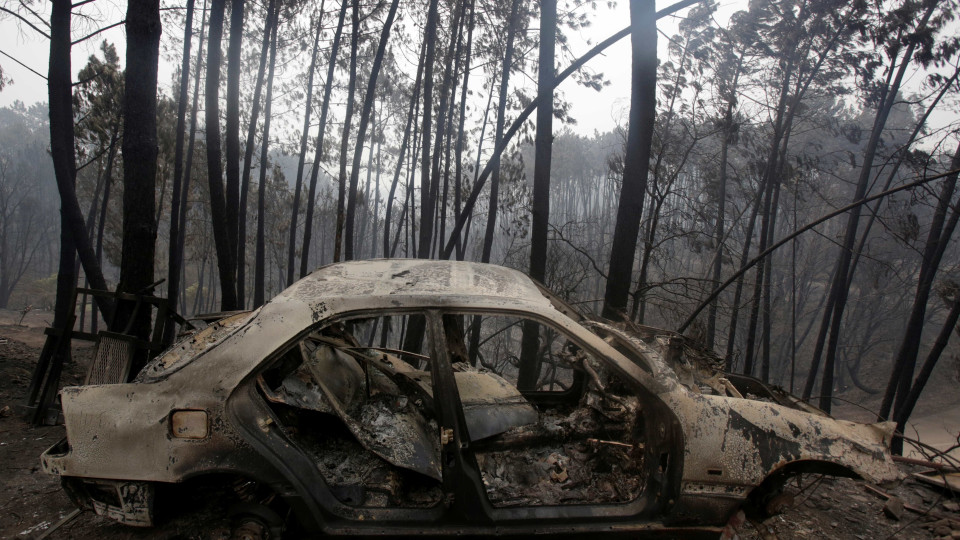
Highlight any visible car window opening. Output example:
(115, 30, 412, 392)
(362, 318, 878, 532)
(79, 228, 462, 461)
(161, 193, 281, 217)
(257, 314, 444, 509)
(254, 311, 659, 510)
(444, 313, 649, 508)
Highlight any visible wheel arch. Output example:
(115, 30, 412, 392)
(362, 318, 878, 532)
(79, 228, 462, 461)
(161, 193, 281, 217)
(746, 459, 859, 517)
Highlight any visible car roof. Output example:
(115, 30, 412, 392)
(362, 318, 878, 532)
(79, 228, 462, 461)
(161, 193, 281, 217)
(266, 259, 554, 318)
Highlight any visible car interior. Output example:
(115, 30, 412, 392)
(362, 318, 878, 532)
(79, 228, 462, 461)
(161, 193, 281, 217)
(255, 310, 656, 510)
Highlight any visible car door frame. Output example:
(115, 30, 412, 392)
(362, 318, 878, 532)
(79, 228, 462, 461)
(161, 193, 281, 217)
(227, 308, 468, 534)
(434, 306, 685, 526)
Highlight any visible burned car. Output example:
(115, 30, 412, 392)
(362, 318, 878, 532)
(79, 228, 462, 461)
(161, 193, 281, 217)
(41, 259, 901, 537)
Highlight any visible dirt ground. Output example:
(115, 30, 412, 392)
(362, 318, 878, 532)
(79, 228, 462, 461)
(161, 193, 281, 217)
(1, 309, 959, 539)
(0, 311, 231, 540)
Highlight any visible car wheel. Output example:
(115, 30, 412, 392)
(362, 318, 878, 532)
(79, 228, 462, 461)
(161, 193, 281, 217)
(230, 517, 268, 540)
(229, 502, 283, 540)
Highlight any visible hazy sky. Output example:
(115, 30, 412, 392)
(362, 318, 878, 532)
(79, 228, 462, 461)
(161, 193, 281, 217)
(3, 1, 957, 146)
(0, 0, 704, 136)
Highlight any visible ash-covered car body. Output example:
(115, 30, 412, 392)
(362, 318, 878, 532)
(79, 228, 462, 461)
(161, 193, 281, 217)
(41, 259, 901, 537)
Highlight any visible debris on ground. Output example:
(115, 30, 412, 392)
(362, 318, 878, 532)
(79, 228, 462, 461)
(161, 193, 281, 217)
(883, 496, 905, 520)
(736, 463, 960, 539)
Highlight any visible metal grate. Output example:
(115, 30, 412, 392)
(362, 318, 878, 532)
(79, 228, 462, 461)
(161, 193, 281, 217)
(85, 333, 136, 385)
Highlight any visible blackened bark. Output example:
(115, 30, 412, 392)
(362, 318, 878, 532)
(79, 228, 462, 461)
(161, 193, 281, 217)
(529, 0, 555, 283)
(370, 136, 382, 258)
(333, 0, 359, 263)
(480, 0, 520, 264)
(460, 70, 496, 262)
(893, 291, 960, 453)
(115, 0, 160, 374)
(453, 1, 476, 261)
(360, 119, 376, 255)
(92, 125, 119, 334)
(725, 179, 764, 370)
(225, 0, 244, 281)
(415, 0, 440, 259)
(743, 55, 794, 377)
(288, 9, 324, 279)
(705, 64, 740, 349)
(426, 3, 465, 260)
(383, 39, 425, 259)
(238, 0, 276, 306)
(204, 0, 239, 309)
(166, 0, 195, 340)
(253, 11, 279, 308)
(301, 0, 347, 275)
(407, 101, 421, 258)
(760, 174, 783, 382)
(881, 144, 960, 420)
(437, 9, 467, 256)
(345, 0, 399, 260)
(518, 0, 556, 391)
(175, 0, 208, 319)
(817, 5, 935, 413)
(601, 0, 656, 321)
(49, 0, 113, 328)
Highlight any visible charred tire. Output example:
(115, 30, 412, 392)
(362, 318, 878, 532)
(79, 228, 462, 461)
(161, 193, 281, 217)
(229, 502, 284, 540)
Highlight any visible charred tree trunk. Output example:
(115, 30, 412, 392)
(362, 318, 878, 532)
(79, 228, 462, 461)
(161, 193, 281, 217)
(333, 0, 360, 263)
(461, 70, 497, 262)
(601, 0, 656, 321)
(173, 0, 208, 320)
(705, 58, 741, 349)
(345, 0, 399, 260)
(725, 182, 764, 369)
(816, 7, 935, 413)
(805, 5, 935, 408)
(166, 0, 196, 340)
(452, 1, 476, 261)
(529, 0, 555, 284)
(415, 0, 441, 259)
(893, 290, 960, 451)
(224, 0, 244, 284)
(204, 0, 239, 310)
(49, 0, 113, 330)
(301, 0, 347, 275)
(518, 0, 556, 391)
(239, 0, 277, 306)
(288, 9, 324, 278)
(115, 0, 161, 375)
(91, 125, 119, 334)
(881, 144, 960, 422)
(760, 174, 784, 382)
(437, 10, 466, 257)
(383, 39, 425, 259)
(743, 56, 794, 377)
(427, 3, 466, 260)
(254, 13, 279, 308)
(479, 0, 520, 264)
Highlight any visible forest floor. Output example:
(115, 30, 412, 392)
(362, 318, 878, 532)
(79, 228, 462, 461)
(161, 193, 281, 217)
(1, 309, 959, 539)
